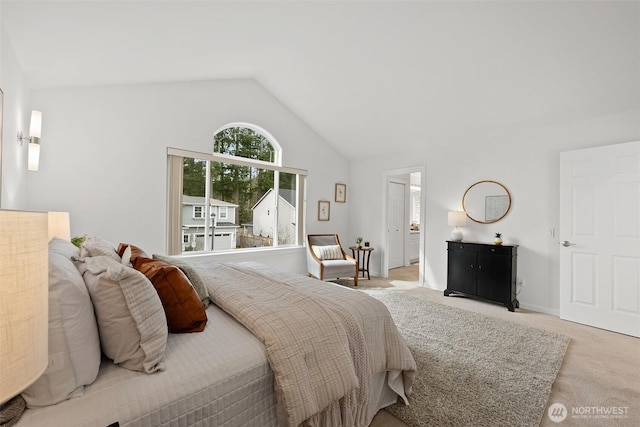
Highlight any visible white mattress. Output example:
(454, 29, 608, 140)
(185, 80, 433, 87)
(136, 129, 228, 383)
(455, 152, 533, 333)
(17, 303, 404, 427)
(17, 305, 278, 427)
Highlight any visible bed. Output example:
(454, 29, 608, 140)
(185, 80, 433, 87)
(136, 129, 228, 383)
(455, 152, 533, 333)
(15, 237, 416, 427)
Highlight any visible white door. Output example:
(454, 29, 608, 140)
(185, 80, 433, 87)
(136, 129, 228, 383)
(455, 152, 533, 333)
(388, 180, 405, 269)
(559, 141, 640, 337)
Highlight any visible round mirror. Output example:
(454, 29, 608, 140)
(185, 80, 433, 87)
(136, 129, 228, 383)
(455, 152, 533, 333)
(462, 180, 511, 224)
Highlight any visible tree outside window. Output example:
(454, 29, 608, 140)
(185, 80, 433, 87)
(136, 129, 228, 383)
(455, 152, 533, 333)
(174, 125, 305, 254)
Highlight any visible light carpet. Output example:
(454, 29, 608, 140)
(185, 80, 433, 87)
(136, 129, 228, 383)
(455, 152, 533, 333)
(364, 289, 570, 427)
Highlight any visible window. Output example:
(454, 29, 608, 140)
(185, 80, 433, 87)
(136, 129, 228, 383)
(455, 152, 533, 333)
(218, 207, 227, 220)
(167, 124, 307, 255)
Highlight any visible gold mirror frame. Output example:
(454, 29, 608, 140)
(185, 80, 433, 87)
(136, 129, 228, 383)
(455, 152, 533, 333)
(462, 180, 511, 224)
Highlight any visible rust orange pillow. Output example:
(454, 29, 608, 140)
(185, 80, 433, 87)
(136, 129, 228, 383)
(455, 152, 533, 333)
(117, 243, 150, 265)
(134, 257, 207, 333)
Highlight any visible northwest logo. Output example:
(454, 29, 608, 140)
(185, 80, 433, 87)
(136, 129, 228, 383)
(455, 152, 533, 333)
(548, 403, 568, 423)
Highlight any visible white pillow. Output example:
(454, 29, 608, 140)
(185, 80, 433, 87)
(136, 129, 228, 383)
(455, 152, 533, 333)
(75, 256, 167, 373)
(120, 245, 133, 266)
(80, 236, 120, 262)
(21, 249, 101, 407)
(48, 236, 80, 259)
(312, 245, 343, 260)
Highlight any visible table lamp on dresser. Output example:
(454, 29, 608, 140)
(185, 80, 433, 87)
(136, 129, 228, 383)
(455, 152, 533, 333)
(448, 211, 467, 242)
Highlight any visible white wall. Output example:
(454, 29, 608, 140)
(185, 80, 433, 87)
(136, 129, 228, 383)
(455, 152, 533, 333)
(26, 79, 350, 256)
(0, 23, 31, 209)
(9, 54, 639, 316)
(349, 108, 640, 314)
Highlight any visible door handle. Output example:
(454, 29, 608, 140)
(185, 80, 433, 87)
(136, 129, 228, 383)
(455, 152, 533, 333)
(561, 240, 577, 247)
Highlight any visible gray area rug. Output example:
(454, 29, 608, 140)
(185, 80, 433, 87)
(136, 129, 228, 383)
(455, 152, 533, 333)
(364, 289, 570, 427)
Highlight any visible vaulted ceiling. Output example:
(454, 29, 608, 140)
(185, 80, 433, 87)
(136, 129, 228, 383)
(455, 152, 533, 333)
(3, 1, 639, 160)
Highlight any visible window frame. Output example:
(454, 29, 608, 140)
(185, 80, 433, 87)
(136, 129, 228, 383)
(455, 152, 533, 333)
(218, 206, 227, 220)
(167, 147, 307, 255)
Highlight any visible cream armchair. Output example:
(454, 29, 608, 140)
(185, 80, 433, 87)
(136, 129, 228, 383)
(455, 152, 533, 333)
(306, 234, 358, 286)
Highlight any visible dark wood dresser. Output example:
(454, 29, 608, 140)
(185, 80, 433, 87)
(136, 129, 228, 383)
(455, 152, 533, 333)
(445, 241, 519, 311)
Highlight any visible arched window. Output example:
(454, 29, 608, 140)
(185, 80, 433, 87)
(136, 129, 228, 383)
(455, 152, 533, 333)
(213, 123, 281, 165)
(167, 124, 306, 255)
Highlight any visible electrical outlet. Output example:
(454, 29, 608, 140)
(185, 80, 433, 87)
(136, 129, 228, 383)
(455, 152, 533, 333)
(546, 227, 555, 238)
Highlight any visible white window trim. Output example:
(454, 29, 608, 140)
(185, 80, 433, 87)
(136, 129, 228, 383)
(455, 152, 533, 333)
(168, 147, 307, 176)
(213, 122, 283, 165)
(167, 147, 307, 255)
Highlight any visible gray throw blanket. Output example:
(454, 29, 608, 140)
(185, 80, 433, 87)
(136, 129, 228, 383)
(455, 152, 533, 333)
(182, 260, 415, 427)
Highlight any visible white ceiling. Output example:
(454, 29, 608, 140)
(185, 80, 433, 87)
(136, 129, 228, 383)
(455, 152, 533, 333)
(3, 1, 639, 160)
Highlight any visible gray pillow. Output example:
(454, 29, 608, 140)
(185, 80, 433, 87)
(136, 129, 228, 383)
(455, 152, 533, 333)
(22, 248, 101, 407)
(75, 256, 167, 373)
(152, 254, 210, 308)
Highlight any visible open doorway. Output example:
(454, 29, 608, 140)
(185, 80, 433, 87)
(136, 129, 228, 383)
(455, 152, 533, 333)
(381, 166, 425, 285)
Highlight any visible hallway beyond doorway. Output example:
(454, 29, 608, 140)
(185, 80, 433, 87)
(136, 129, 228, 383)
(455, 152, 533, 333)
(388, 263, 419, 282)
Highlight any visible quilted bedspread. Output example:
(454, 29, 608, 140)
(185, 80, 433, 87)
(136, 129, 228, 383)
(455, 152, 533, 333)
(188, 260, 416, 427)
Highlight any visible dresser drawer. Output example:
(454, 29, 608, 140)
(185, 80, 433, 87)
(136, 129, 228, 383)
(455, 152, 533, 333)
(447, 242, 477, 252)
(476, 245, 515, 256)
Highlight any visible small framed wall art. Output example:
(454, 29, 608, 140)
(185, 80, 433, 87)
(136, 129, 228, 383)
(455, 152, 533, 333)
(318, 200, 330, 221)
(335, 183, 346, 203)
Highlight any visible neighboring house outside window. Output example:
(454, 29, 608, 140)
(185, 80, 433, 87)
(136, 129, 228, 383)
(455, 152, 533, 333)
(166, 123, 307, 255)
(251, 188, 296, 243)
(182, 196, 240, 252)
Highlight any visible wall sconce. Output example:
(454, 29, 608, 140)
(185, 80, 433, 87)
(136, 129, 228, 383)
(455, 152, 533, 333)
(448, 211, 467, 242)
(17, 110, 42, 171)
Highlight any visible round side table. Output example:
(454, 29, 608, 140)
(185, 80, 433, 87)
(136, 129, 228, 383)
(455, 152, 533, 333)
(349, 246, 374, 280)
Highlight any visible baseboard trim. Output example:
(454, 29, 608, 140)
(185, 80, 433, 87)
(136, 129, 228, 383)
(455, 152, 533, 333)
(422, 285, 561, 317)
(518, 302, 559, 317)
